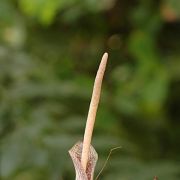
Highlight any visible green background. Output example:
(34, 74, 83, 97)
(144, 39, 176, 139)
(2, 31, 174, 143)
(0, 0, 180, 179)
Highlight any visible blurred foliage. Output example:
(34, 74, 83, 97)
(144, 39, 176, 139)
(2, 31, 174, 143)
(0, 0, 180, 179)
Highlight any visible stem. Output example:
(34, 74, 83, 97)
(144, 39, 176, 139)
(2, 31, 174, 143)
(81, 52, 108, 171)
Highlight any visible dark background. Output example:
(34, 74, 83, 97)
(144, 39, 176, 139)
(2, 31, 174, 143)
(0, 0, 180, 179)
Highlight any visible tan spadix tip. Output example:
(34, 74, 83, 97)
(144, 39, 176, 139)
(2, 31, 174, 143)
(81, 52, 108, 171)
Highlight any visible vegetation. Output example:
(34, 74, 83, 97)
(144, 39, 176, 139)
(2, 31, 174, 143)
(0, 0, 180, 179)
